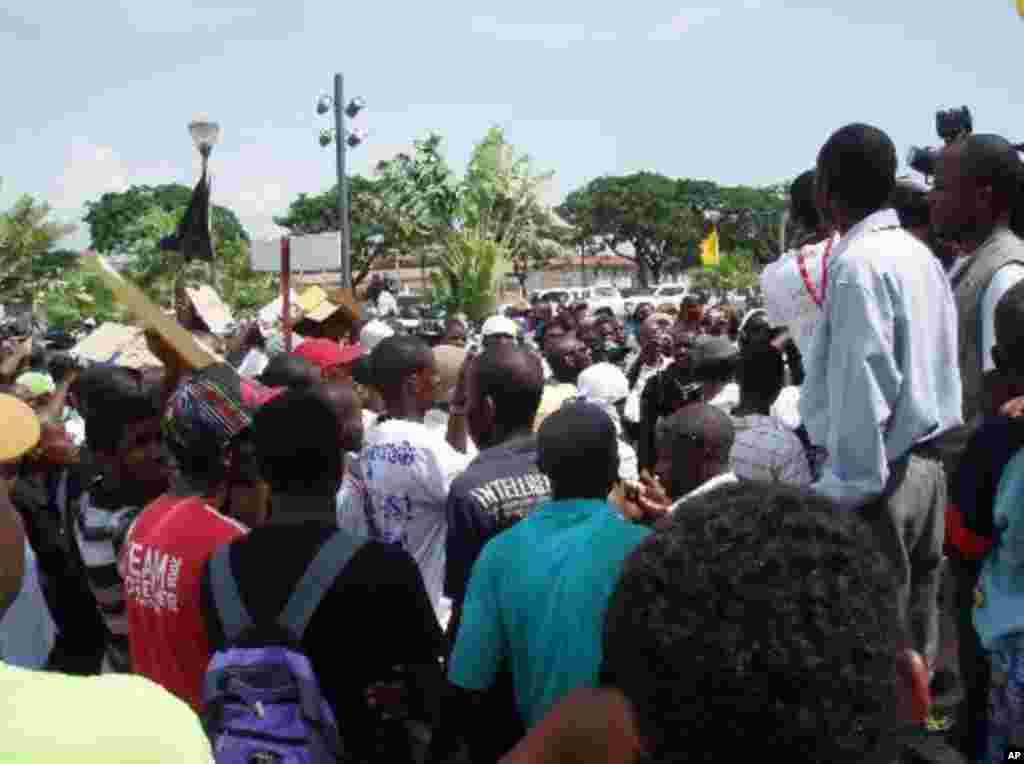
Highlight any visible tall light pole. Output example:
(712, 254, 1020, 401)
(317, 75, 366, 290)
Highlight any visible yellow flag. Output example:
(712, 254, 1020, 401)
(700, 226, 719, 267)
(1018, 0, 1024, 17)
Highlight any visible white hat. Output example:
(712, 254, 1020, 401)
(577, 362, 629, 405)
(481, 315, 520, 338)
(359, 320, 394, 351)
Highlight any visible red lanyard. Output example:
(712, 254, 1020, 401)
(798, 237, 832, 308)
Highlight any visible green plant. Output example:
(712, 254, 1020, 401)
(430, 233, 510, 321)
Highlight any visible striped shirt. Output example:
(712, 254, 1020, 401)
(72, 480, 143, 672)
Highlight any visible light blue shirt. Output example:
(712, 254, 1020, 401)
(799, 209, 962, 509)
(0, 543, 56, 669)
(448, 499, 649, 727)
(975, 447, 1024, 649)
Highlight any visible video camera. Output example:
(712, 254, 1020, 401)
(906, 106, 973, 177)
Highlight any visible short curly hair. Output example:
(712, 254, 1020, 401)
(602, 483, 901, 764)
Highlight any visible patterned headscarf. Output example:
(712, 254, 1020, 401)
(163, 363, 281, 471)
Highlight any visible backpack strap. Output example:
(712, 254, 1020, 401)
(209, 545, 254, 643)
(278, 532, 365, 641)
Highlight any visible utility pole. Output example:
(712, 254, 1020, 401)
(333, 73, 350, 290)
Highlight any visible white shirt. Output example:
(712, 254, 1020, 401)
(346, 418, 472, 621)
(980, 263, 1024, 372)
(708, 382, 740, 415)
(730, 414, 813, 487)
(0, 543, 56, 669)
(669, 472, 739, 513)
(376, 290, 398, 317)
(624, 358, 670, 423)
(799, 210, 962, 509)
(771, 386, 802, 430)
(760, 234, 840, 359)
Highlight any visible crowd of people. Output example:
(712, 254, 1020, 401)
(1, 122, 1024, 763)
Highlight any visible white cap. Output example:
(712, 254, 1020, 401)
(359, 319, 395, 351)
(577, 362, 629, 405)
(481, 315, 519, 338)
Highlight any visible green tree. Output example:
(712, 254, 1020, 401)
(462, 127, 569, 293)
(688, 250, 760, 301)
(41, 265, 122, 329)
(274, 175, 411, 288)
(430, 233, 511, 321)
(0, 195, 77, 303)
(558, 172, 702, 287)
(84, 184, 247, 254)
(82, 184, 259, 311)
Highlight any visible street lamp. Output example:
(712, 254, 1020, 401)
(187, 116, 219, 287)
(188, 117, 220, 169)
(316, 74, 367, 290)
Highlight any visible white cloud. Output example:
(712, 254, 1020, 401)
(470, 16, 615, 47)
(649, 8, 724, 40)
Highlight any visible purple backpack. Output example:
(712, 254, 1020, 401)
(204, 532, 364, 764)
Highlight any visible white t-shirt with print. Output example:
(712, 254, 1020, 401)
(358, 418, 471, 620)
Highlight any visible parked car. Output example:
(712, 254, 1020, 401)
(650, 283, 690, 309)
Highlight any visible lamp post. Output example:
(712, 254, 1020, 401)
(187, 117, 220, 288)
(317, 74, 366, 290)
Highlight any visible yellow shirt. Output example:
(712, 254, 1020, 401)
(0, 662, 212, 763)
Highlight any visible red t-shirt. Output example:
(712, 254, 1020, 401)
(121, 494, 247, 712)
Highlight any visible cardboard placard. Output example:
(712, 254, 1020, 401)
(71, 322, 163, 369)
(82, 252, 219, 370)
(184, 284, 234, 335)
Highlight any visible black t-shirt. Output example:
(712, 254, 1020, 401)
(200, 518, 443, 757)
(444, 436, 552, 604)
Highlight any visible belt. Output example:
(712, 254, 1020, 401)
(908, 438, 945, 461)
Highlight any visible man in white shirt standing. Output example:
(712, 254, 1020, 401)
(799, 123, 962, 669)
(344, 335, 472, 625)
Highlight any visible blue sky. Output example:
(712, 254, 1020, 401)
(2, 0, 1022, 249)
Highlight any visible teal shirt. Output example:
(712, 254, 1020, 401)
(448, 499, 650, 727)
(975, 448, 1024, 649)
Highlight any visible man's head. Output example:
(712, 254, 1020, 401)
(577, 362, 630, 424)
(443, 317, 468, 347)
(990, 281, 1024, 413)
(322, 381, 365, 454)
(930, 133, 1023, 245)
(86, 387, 168, 497)
(888, 178, 932, 245)
(669, 325, 696, 370)
(253, 387, 344, 500)
(638, 313, 673, 359)
(633, 302, 656, 326)
(602, 483, 902, 764)
(789, 169, 821, 233)
(259, 353, 321, 389)
(293, 338, 364, 383)
(538, 401, 619, 501)
(545, 331, 592, 385)
(701, 307, 729, 338)
(481, 315, 520, 349)
(654, 403, 734, 499)
(0, 395, 41, 616)
(466, 345, 544, 449)
(736, 342, 785, 412)
(816, 123, 897, 232)
(162, 364, 261, 496)
(692, 337, 739, 387)
(371, 334, 436, 416)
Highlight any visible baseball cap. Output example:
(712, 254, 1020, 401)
(360, 320, 395, 352)
(577, 363, 629, 406)
(0, 394, 41, 462)
(693, 337, 739, 366)
(15, 372, 56, 398)
(294, 338, 363, 372)
(482, 315, 520, 339)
